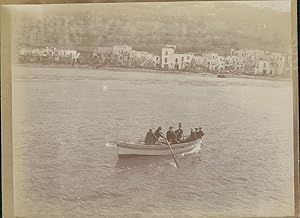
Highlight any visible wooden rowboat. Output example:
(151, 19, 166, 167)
(117, 138, 202, 158)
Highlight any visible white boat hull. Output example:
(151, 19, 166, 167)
(117, 138, 202, 157)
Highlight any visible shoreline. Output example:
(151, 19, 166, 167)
(14, 63, 291, 82)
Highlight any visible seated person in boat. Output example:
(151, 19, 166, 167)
(188, 128, 197, 141)
(196, 127, 204, 139)
(144, 129, 158, 145)
(195, 128, 199, 137)
(166, 126, 179, 144)
(154, 127, 165, 144)
(174, 122, 184, 143)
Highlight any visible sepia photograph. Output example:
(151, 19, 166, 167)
(1, 0, 298, 217)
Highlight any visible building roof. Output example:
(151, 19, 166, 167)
(164, 45, 176, 49)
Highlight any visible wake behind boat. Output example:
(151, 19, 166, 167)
(117, 138, 202, 158)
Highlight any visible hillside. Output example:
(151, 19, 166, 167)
(12, 2, 292, 54)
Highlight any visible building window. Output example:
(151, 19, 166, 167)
(164, 58, 167, 63)
(165, 51, 168, 55)
(187, 56, 190, 60)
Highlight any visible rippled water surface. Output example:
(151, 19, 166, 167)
(12, 66, 294, 217)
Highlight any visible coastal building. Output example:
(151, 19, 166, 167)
(127, 49, 160, 69)
(174, 53, 194, 70)
(254, 51, 288, 76)
(130, 50, 150, 67)
(255, 60, 271, 75)
(203, 53, 217, 69)
(18, 47, 81, 64)
(270, 52, 285, 62)
(255, 58, 283, 76)
(161, 45, 176, 69)
(215, 55, 225, 72)
(161, 45, 194, 70)
(224, 56, 236, 71)
(230, 48, 264, 60)
(17, 45, 291, 78)
(143, 53, 159, 68)
(113, 45, 132, 55)
(153, 56, 161, 68)
(130, 50, 148, 60)
(93, 47, 114, 65)
(232, 56, 245, 72)
(201, 53, 225, 72)
(230, 48, 266, 72)
(270, 53, 286, 76)
(93, 47, 113, 57)
(71, 51, 80, 64)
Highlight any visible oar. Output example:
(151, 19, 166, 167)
(117, 124, 119, 140)
(164, 137, 180, 168)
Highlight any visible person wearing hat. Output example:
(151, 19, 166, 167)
(154, 127, 164, 144)
(175, 122, 184, 143)
(144, 129, 157, 145)
(195, 128, 199, 138)
(188, 128, 197, 141)
(197, 127, 204, 139)
(166, 126, 179, 144)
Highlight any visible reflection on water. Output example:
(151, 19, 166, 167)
(12, 66, 294, 217)
(115, 156, 175, 170)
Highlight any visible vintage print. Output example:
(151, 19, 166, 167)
(7, 1, 296, 217)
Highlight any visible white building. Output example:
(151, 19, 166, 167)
(113, 45, 132, 55)
(130, 50, 148, 59)
(153, 55, 161, 67)
(161, 45, 176, 69)
(129, 50, 160, 68)
(230, 48, 266, 70)
(255, 58, 283, 76)
(254, 51, 289, 76)
(255, 60, 271, 75)
(200, 53, 225, 72)
(161, 45, 194, 70)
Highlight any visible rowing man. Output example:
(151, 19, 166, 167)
(166, 126, 179, 144)
(175, 122, 184, 143)
(154, 127, 164, 144)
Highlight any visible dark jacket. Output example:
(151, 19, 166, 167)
(175, 129, 184, 141)
(166, 130, 178, 144)
(197, 130, 204, 138)
(154, 129, 164, 141)
(145, 131, 155, 145)
(189, 131, 197, 141)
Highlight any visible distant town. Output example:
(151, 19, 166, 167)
(17, 44, 292, 78)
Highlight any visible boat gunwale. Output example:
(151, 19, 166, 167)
(117, 138, 202, 150)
